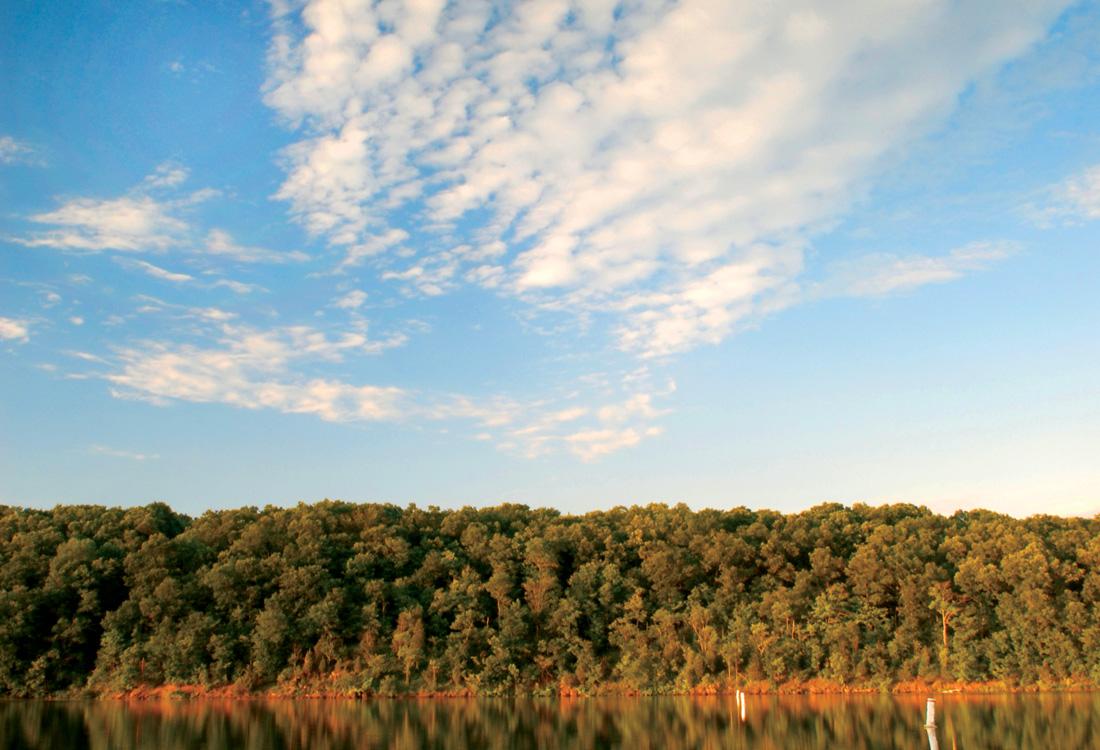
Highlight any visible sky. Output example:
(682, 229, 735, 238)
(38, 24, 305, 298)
(1, 0, 1099, 518)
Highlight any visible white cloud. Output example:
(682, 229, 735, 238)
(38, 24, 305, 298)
(1043, 164, 1100, 222)
(381, 256, 457, 296)
(0, 136, 40, 166)
(14, 163, 222, 253)
(212, 279, 262, 294)
(266, 0, 1067, 357)
(89, 444, 159, 461)
(187, 307, 237, 322)
(426, 393, 525, 429)
(817, 241, 1017, 298)
(143, 162, 190, 189)
(0, 317, 30, 343)
(203, 229, 309, 264)
(337, 228, 409, 270)
(123, 295, 256, 327)
(69, 350, 110, 364)
(16, 166, 303, 267)
(117, 258, 196, 283)
(597, 386, 674, 424)
(333, 289, 368, 309)
(97, 315, 668, 459)
(20, 195, 188, 252)
(107, 323, 408, 422)
(489, 378, 674, 459)
(69, 316, 85, 326)
(564, 426, 663, 463)
(614, 243, 804, 357)
(167, 60, 219, 77)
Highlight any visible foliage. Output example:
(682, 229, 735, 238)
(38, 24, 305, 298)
(0, 500, 1096, 695)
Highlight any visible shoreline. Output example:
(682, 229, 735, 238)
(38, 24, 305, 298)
(22, 678, 1098, 702)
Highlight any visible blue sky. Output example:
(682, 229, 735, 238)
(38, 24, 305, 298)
(1, 0, 1098, 517)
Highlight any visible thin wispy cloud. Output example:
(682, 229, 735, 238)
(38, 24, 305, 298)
(204, 229, 309, 264)
(143, 162, 191, 189)
(97, 314, 670, 458)
(88, 444, 159, 461)
(815, 241, 1017, 299)
(116, 258, 196, 283)
(1040, 164, 1100, 223)
(332, 289, 368, 309)
(0, 135, 42, 166)
(493, 384, 673, 461)
(211, 278, 263, 295)
(564, 426, 664, 463)
(166, 59, 219, 77)
(15, 164, 303, 267)
(337, 228, 409, 271)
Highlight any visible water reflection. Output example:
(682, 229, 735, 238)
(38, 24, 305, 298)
(1, 693, 1096, 749)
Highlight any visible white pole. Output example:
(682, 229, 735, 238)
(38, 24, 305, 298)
(925, 698, 940, 750)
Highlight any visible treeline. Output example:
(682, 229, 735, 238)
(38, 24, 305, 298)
(0, 501, 1098, 697)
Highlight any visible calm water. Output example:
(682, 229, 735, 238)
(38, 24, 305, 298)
(1, 694, 1097, 749)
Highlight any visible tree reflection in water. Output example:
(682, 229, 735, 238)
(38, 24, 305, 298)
(0, 694, 1096, 749)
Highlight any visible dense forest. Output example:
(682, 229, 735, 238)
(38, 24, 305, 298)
(1, 501, 1098, 697)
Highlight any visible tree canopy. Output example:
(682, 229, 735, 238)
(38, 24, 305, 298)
(1, 500, 1097, 696)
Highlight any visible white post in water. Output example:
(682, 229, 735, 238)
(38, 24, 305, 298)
(925, 698, 940, 750)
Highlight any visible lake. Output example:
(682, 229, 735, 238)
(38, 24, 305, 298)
(1, 693, 1097, 749)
